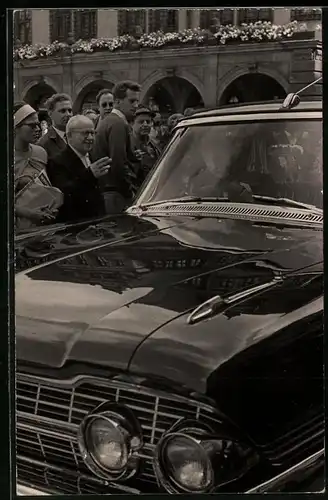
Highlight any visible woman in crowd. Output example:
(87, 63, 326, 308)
(14, 101, 63, 229)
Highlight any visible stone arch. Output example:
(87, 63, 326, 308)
(141, 69, 205, 115)
(218, 65, 289, 105)
(74, 71, 119, 98)
(73, 78, 116, 113)
(141, 68, 205, 104)
(21, 77, 59, 109)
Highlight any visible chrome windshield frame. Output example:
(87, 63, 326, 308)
(134, 113, 322, 209)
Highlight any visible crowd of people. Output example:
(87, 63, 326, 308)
(14, 80, 196, 230)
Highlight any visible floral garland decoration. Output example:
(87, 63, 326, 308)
(14, 20, 317, 61)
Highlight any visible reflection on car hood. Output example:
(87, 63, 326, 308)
(16, 214, 322, 379)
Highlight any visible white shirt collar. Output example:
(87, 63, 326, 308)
(69, 146, 90, 168)
(112, 108, 128, 125)
(53, 127, 66, 140)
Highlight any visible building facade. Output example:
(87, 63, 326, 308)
(13, 8, 322, 114)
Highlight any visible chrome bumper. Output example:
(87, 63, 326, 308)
(17, 484, 50, 496)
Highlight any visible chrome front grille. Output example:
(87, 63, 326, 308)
(16, 374, 324, 494)
(17, 455, 139, 495)
(16, 375, 219, 494)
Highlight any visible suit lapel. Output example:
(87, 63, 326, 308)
(49, 126, 66, 151)
(63, 146, 88, 177)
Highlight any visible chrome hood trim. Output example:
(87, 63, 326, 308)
(246, 448, 324, 493)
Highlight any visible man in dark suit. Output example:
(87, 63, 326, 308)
(91, 80, 141, 214)
(47, 115, 111, 224)
(38, 93, 73, 160)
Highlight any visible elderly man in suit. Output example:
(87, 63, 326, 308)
(38, 93, 73, 160)
(47, 115, 111, 223)
(91, 80, 141, 214)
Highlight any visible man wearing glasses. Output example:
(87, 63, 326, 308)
(92, 80, 141, 214)
(47, 115, 111, 223)
(95, 89, 114, 131)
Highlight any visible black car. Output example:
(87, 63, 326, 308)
(16, 97, 324, 495)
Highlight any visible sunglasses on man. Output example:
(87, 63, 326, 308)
(101, 102, 113, 109)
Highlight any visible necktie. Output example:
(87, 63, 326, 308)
(85, 154, 91, 168)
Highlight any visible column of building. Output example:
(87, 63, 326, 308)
(31, 9, 50, 44)
(97, 9, 118, 37)
(272, 8, 291, 25)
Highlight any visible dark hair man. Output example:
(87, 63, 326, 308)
(94, 89, 114, 130)
(91, 80, 141, 214)
(38, 93, 73, 160)
(131, 105, 161, 188)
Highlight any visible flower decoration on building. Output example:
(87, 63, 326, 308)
(14, 20, 315, 61)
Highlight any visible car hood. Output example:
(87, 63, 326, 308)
(16, 213, 323, 381)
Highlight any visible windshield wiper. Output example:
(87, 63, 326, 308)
(130, 195, 321, 214)
(133, 196, 229, 212)
(252, 195, 322, 213)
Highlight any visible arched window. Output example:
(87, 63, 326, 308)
(74, 10, 97, 40)
(14, 9, 32, 45)
(50, 9, 97, 43)
(148, 9, 178, 33)
(291, 8, 321, 22)
(118, 9, 146, 36)
(200, 9, 234, 30)
(238, 9, 273, 24)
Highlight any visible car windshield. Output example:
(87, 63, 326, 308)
(136, 118, 322, 209)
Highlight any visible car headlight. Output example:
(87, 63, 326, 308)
(160, 432, 213, 492)
(87, 414, 129, 471)
(154, 422, 259, 493)
(78, 404, 142, 481)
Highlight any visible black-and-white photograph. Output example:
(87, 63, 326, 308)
(13, 8, 323, 496)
